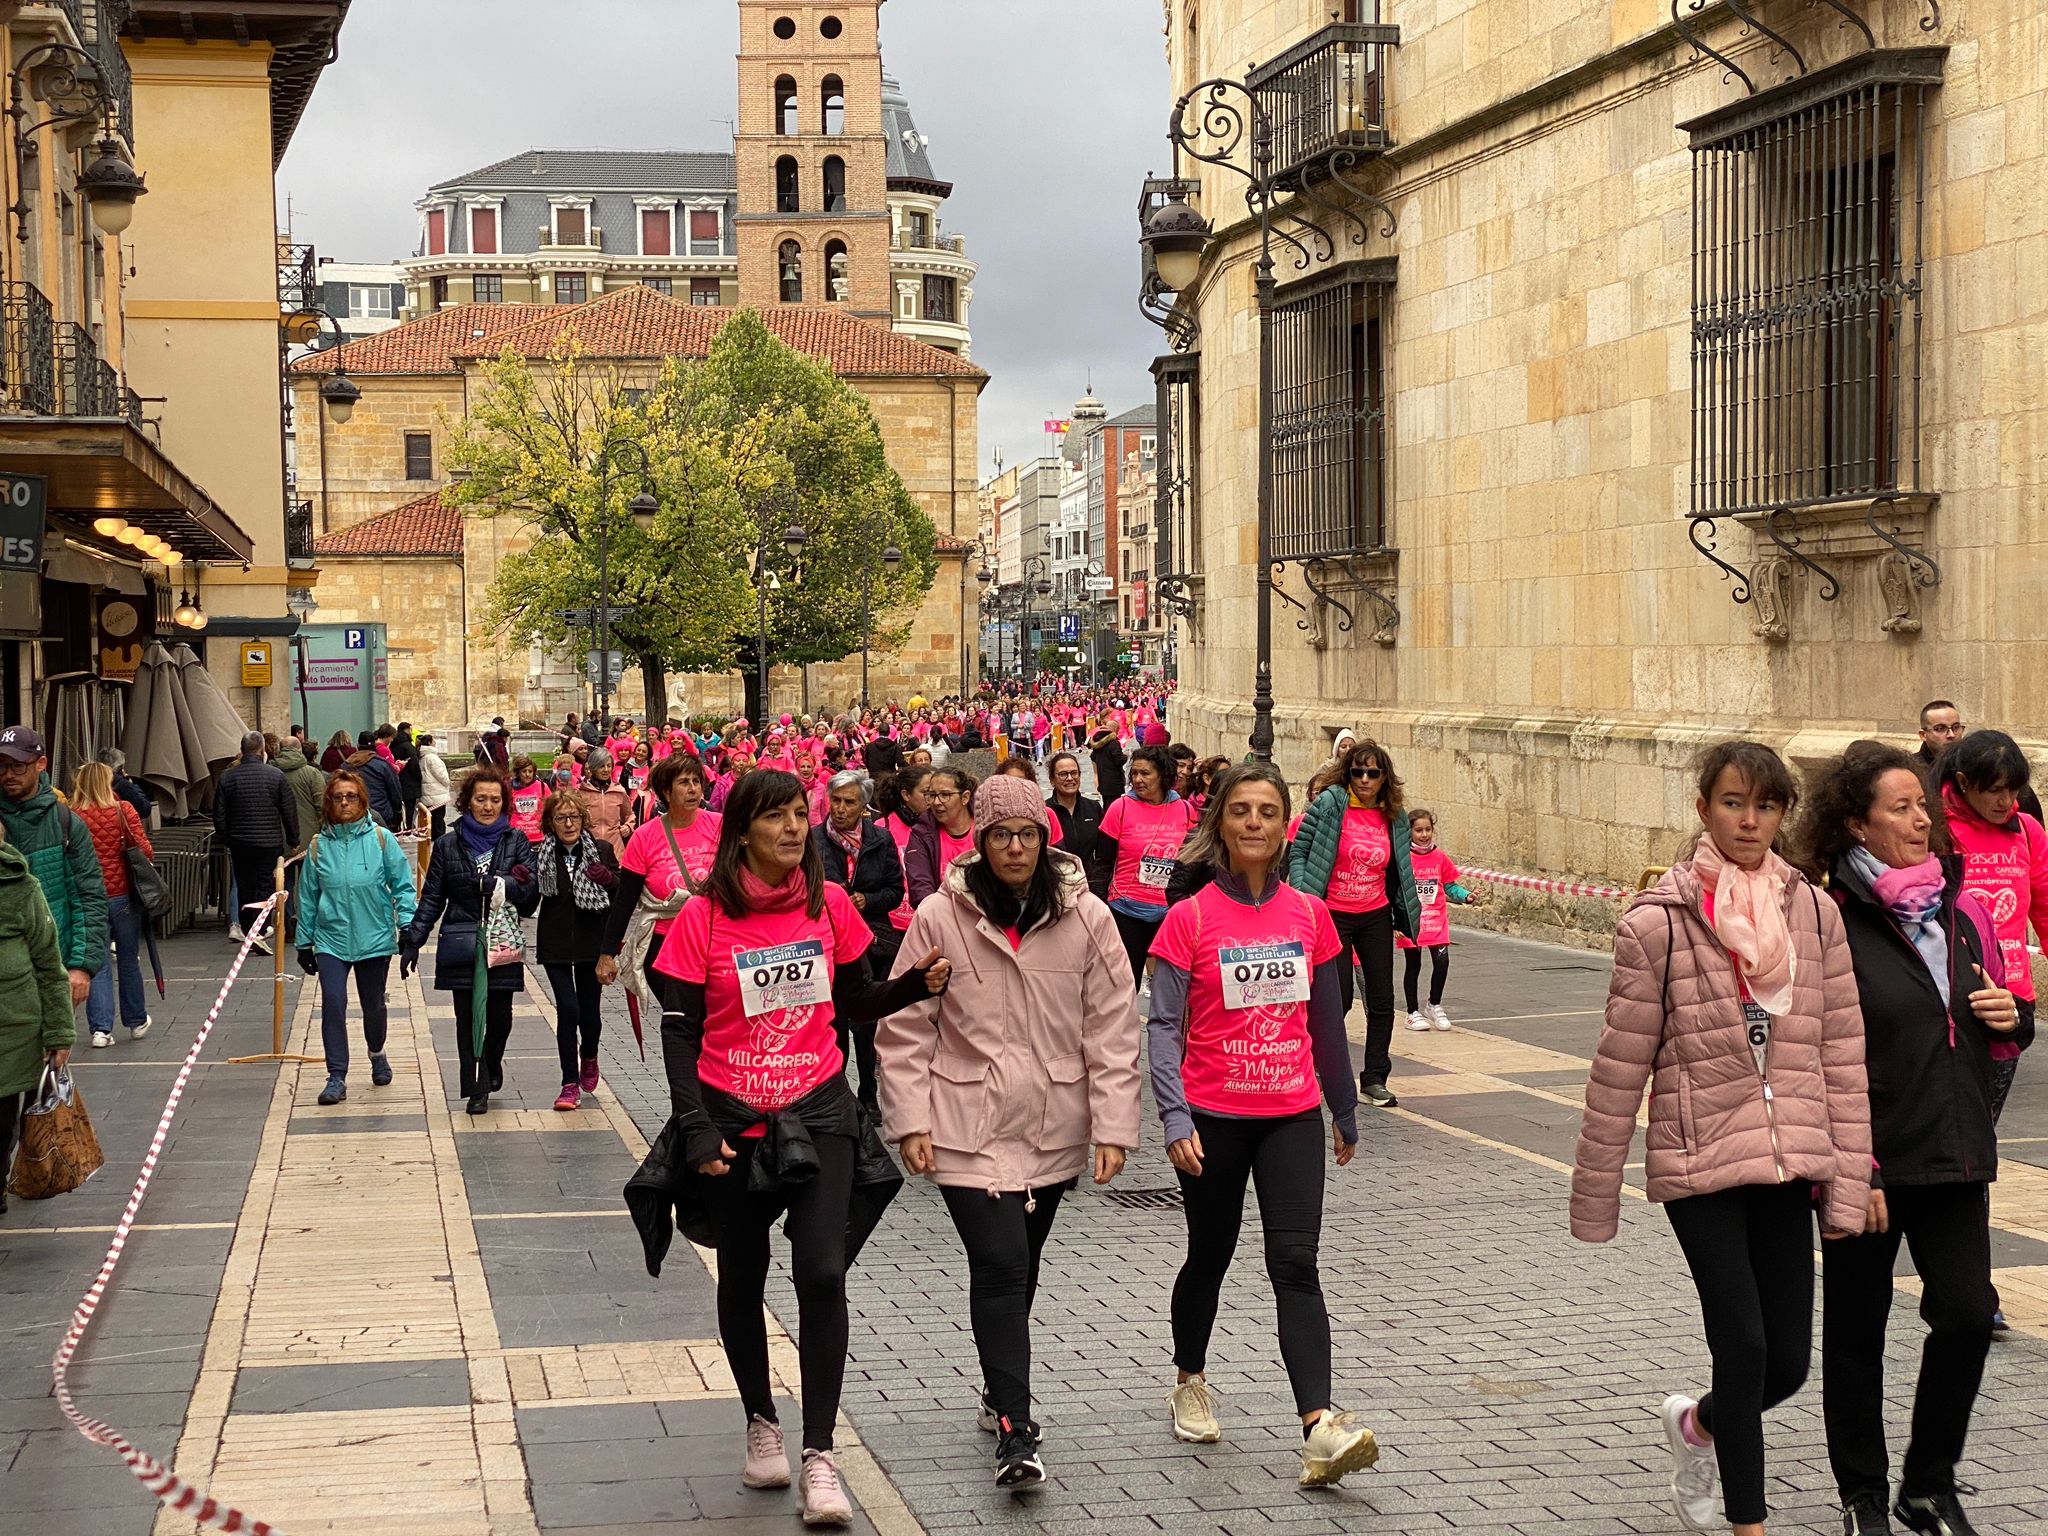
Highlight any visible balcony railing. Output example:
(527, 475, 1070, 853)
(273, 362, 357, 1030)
(2, 282, 137, 419)
(2, 284, 58, 415)
(538, 227, 603, 250)
(1247, 16, 1398, 183)
(57, 322, 121, 415)
(87, 0, 132, 142)
(286, 499, 314, 567)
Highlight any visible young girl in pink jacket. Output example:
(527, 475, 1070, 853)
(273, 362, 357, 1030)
(1398, 807, 1478, 1032)
(1572, 741, 1870, 1536)
(1934, 729, 2047, 1120)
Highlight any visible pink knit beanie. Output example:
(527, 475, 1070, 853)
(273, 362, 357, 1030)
(972, 774, 1049, 832)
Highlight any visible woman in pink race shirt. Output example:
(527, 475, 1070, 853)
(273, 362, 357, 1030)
(1096, 744, 1199, 987)
(601, 755, 722, 1002)
(1935, 730, 2048, 1122)
(651, 769, 950, 1523)
(1145, 763, 1376, 1487)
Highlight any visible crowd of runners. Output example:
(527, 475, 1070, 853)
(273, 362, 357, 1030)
(1, 688, 2039, 1534)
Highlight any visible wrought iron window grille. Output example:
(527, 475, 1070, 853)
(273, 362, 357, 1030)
(1679, 37, 1944, 634)
(1269, 258, 1394, 569)
(1149, 350, 1201, 627)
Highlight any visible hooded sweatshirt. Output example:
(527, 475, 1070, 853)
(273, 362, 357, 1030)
(1942, 783, 2048, 1009)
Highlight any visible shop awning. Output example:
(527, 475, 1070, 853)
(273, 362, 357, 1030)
(0, 417, 254, 564)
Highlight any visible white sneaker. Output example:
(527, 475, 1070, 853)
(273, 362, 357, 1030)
(1428, 1003, 1452, 1031)
(126, 1015, 152, 1040)
(976, 1390, 999, 1435)
(90, 1031, 112, 1048)
(1168, 1375, 1221, 1443)
(1405, 1010, 1431, 1031)
(1660, 1394, 1720, 1533)
(1299, 1407, 1379, 1487)
(248, 933, 272, 957)
(227, 923, 244, 943)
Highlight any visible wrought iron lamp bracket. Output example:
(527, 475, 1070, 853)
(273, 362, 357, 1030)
(8, 41, 118, 242)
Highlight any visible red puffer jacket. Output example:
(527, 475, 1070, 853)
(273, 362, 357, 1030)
(71, 801, 150, 900)
(1571, 861, 1871, 1241)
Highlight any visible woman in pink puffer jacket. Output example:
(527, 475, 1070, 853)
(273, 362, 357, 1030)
(1572, 741, 1870, 1536)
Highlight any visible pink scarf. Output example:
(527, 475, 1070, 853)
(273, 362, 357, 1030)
(1691, 834, 1796, 1016)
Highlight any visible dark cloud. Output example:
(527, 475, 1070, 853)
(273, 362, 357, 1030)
(278, 0, 1172, 477)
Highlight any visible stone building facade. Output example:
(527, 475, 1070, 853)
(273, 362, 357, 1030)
(294, 286, 983, 731)
(1149, 0, 2045, 935)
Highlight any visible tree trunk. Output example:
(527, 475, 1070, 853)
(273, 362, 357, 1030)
(638, 653, 667, 726)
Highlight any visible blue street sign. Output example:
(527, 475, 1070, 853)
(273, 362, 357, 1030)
(1058, 614, 1079, 642)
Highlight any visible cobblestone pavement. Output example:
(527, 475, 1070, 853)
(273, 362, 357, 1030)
(598, 926, 2048, 1536)
(6, 918, 2048, 1534)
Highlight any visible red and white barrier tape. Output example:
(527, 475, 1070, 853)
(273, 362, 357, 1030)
(50, 893, 287, 1535)
(1463, 866, 1632, 902)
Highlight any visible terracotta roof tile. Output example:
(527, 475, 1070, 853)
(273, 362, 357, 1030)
(444, 284, 986, 380)
(313, 490, 464, 558)
(292, 304, 564, 376)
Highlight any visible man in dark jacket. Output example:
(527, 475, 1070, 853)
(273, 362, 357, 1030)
(814, 771, 904, 1113)
(342, 746, 404, 831)
(0, 725, 107, 1003)
(392, 722, 423, 832)
(213, 731, 299, 953)
(100, 747, 154, 821)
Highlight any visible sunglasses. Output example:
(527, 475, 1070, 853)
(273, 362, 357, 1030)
(1349, 766, 1383, 781)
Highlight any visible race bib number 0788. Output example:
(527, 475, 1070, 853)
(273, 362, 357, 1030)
(734, 939, 830, 1017)
(1216, 941, 1310, 1010)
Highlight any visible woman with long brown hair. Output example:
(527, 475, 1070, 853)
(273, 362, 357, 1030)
(1288, 739, 1420, 1108)
(652, 769, 950, 1523)
(67, 760, 152, 1048)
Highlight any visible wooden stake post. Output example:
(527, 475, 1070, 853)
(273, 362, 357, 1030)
(229, 855, 322, 1066)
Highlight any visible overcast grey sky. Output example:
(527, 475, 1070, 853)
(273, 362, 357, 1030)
(277, 0, 1172, 479)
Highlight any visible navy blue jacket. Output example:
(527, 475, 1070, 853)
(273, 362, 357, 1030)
(404, 824, 538, 992)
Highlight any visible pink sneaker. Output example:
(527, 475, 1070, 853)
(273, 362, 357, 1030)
(743, 1414, 789, 1489)
(799, 1449, 852, 1525)
(553, 1084, 580, 1111)
(580, 1056, 600, 1094)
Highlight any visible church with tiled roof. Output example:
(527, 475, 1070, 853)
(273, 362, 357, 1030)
(291, 2, 985, 730)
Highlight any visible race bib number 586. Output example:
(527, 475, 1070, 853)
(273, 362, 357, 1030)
(1217, 942, 1310, 1010)
(735, 939, 830, 1017)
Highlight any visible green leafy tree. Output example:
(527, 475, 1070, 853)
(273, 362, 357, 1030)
(447, 311, 938, 724)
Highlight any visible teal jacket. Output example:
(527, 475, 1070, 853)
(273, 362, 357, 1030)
(1287, 784, 1420, 941)
(0, 841, 75, 1096)
(0, 774, 108, 975)
(295, 815, 419, 963)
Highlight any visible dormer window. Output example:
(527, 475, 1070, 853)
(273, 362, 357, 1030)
(687, 204, 723, 256)
(638, 201, 675, 257)
(423, 206, 447, 256)
(470, 205, 498, 255)
(551, 201, 591, 247)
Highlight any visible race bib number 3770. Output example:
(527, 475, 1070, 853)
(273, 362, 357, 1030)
(1216, 941, 1310, 1010)
(735, 939, 830, 1017)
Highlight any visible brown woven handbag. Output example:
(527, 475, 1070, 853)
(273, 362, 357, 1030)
(8, 1067, 105, 1200)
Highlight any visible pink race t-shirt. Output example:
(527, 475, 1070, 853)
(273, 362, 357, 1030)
(1099, 795, 1197, 910)
(509, 782, 546, 843)
(621, 810, 724, 936)
(653, 883, 870, 1112)
(937, 826, 975, 876)
(1401, 845, 1461, 948)
(885, 815, 918, 931)
(1151, 882, 1342, 1119)
(1325, 806, 1391, 913)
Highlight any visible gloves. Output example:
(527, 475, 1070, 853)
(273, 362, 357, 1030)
(588, 861, 616, 889)
(508, 863, 533, 886)
(399, 941, 419, 979)
(296, 948, 318, 976)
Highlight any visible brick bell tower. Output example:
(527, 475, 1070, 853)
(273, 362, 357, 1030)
(734, 1, 894, 317)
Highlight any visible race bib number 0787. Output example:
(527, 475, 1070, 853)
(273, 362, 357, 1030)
(734, 939, 830, 1017)
(1216, 941, 1310, 1010)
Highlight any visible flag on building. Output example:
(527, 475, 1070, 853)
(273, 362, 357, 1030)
(1042, 419, 1071, 435)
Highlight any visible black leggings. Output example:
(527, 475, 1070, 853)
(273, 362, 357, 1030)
(699, 1130, 855, 1453)
(1172, 1110, 1331, 1415)
(1823, 1180, 1996, 1506)
(1333, 906, 1395, 1083)
(1402, 945, 1449, 1012)
(449, 988, 513, 1097)
(940, 1183, 1070, 1427)
(543, 961, 602, 1085)
(1113, 907, 1165, 990)
(1663, 1180, 1816, 1526)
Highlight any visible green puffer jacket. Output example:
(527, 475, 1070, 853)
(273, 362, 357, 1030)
(1287, 783, 1420, 941)
(274, 747, 326, 855)
(0, 775, 108, 975)
(0, 841, 76, 1096)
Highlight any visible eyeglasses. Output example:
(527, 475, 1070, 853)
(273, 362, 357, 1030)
(1349, 766, 1383, 781)
(984, 825, 1046, 849)
(331, 791, 361, 802)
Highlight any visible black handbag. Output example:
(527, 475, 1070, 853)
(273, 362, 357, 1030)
(119, 807, 169, 920)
